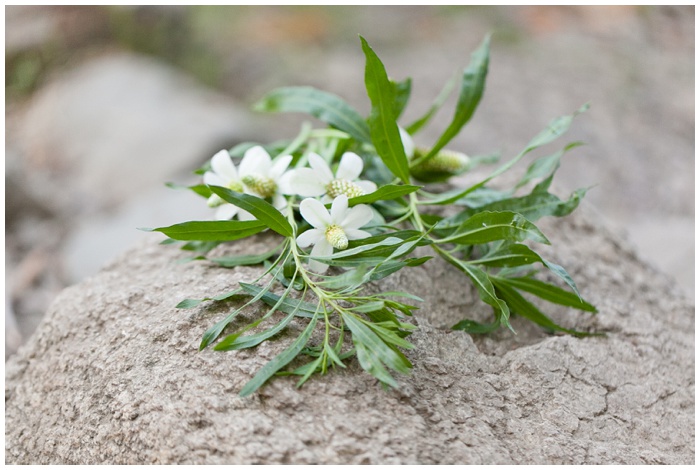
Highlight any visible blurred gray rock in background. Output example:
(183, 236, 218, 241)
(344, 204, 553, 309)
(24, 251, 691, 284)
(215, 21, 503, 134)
(6, 50, 258, 355)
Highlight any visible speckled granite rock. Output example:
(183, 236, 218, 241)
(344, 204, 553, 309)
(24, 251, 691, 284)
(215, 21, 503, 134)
(4, 206, 694, 464)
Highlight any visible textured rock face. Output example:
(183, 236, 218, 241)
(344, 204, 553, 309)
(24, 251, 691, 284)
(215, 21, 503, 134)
(4, 207, 694, 464)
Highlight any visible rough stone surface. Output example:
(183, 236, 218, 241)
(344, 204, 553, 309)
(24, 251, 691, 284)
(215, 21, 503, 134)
(5, 205, 694, 464)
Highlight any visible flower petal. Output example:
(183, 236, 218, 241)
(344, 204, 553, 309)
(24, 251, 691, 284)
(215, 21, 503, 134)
(299, 198, 331, 229)
(399, 127, 415, 159)
(345, 228, 371, 241)
(296, 228, 324, 248)
(211, 150, 239, 180)
(272, 193, 287, 210)
(341, 204, 373, 230)
(215, 204, 238, 220)
(237, 209, 256, 221)
(335, 152, 364, 181)
(308, 153, 333, 183)
(269, 155, 292, 180)
(289, 168, 327, 197)
(356, 180, 377, 195)
(309, 239, 332, 273)
(330, 194, 349, 224)
(239, 145, 272, 177)
(203, 171, 227, 187)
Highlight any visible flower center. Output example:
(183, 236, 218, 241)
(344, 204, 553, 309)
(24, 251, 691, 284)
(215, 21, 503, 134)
(242, 174, 277, 198)
(207, 194, 225, 208)
(227, 180, 244, 193)
(326, 179, 364, 199)
(325, 224, 348, 250)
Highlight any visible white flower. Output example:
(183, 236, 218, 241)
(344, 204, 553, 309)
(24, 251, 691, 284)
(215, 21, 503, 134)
(203, 146, 293, 220)
(296, 195, 373, 273)
(288, 152, 377, 202)
(399, 127, 415, 159)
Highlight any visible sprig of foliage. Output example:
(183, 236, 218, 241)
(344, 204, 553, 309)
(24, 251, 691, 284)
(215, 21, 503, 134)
(147, 34, 599, 396)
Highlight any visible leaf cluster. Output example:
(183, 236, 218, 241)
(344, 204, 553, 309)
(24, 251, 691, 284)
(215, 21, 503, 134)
(147, 34, 599, 396)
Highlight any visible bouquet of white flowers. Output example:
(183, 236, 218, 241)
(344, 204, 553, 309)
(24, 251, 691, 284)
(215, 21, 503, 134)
(148, 35, 598, 396)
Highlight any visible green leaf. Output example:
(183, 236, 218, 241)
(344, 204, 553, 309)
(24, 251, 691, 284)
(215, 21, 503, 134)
(405, 71, 458, 135)
(176, 298, 206, 309)
(215, 307, 298, 351)
(351, 301, 386, 314)
(209, 186, 293, 237)
(316, 266, 368, 290)
(146, 219, 266, 241)
(239, 312, 319, 397)
(252, 86, 371, 143)
(360, 35, 411, 183)
(440, 255, 511, 331)
(239, 283, 317, 319)
(423, 104, 589, 206)
(367, 256, 432, 282)
(491, 278, 599, 336)
(515, 141, 585, 190)
(209, 244, 283, 268)
(410, 35, 490, 169)
(347, 184, 421, 206)
(497, 276, 597, 312)
(392, 77, 412, 120)
(450, 188, 588, 224)
(452, 318, 500, 334)
(200, 310, 241, 350)
(165, 182, 212, 198)
(442, 211, 550, 245)
(475, 243, 546, 268)
(343, 312, 412, 387)
(198, 281, 283, 350)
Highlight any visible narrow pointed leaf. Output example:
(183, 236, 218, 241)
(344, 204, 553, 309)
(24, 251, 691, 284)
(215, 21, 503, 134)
(347, 184, 421, 206)
(492, 278, 599, 336)
(405, 71, 458, 135)
(360, 36, 411, 183)
(411, 35, 490, 168)
(343, 312, 411, 386)
(443, 211, 550, 245)
(392, 77, 412, 119)
(440, 255, 511, 330)
(452, 318, 500, 334)
(497, 276, 596, 312)
(475, 243, 545, 267)
(253, 86, 371, 143)
(215, 307, 298, 351)
(209, 186, 293, 237)
(422, 103, 589, 206)
(239, 312, 319, 397)
(147, 219, 266, 241)
(209, 244, 283, 268)
(239, 283, 316, 318)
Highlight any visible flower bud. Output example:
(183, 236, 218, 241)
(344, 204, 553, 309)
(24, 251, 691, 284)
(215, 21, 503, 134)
(410, 148, 471, 182)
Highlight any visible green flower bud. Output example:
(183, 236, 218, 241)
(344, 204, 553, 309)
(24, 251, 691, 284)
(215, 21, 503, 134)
(410, 148, 471, 183)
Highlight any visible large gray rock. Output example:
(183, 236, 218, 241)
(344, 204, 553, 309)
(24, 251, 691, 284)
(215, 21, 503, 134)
(16, 52, 255, 213)
(4, 207, 694, 464)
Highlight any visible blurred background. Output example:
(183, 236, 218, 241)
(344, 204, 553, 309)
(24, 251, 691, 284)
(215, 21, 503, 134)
(5, 5, 694, 357)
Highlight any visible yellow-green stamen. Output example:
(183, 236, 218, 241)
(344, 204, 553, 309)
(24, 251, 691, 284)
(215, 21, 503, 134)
(325, 225, 348, 250)
(326, 179, 364, 199)
(242, 174, 277, 198)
